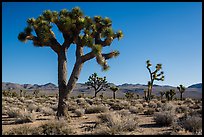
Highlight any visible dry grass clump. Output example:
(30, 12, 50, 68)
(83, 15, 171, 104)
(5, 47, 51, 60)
(67, 101, 79, 112)
(175, 105, 188, 113)
(7, 108, 22, 118)
(129, 105, 144, 114)
(27, 104, 38, 112)
(144, 108, 155, 115)
(74, 109, 85, 117)
(85, 98, 93, 105)
(118, 109, 131, 117)
(153, 111, 175, 126)
(3, 119, 74, 135)
(183, 98, 194, 105)
(161, 102, 174, 111)
(181, 116, 202, 133)
(15, 109, 37, 124)
(95, 112, 138, 135)
(85, 105, 108, 114)
(40, 107, 55, 116)
(148, 102, 157, 108)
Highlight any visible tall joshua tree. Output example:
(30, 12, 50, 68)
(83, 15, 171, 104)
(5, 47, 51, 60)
(110, 86, 119, 99)
(177, 85, 185, 100)
(18, 7, 123, 118)
(85, 73, 109, 98)
(146, 60, 164, 102)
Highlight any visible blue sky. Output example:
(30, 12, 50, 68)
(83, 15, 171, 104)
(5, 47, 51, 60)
(2, 2, 202, 87)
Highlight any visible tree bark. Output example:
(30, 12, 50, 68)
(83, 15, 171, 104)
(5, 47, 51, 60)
(180, 93, 183, 101)
(113, 91, 116, 99)
(56, 49, 68, 118)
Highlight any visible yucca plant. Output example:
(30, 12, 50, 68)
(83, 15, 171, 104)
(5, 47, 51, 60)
(110, 86, 119, 99)
(18, 7, 123, 118)
(177, 85, 185, 100)
(146, 60, 164, 102)
(85, 73, 109, 98)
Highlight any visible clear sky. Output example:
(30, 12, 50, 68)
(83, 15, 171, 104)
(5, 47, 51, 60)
(2, 2, 202, 87)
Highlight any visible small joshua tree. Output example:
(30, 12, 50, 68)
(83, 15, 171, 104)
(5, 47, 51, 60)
(159, 91, 165, 100)
(125, 92, 134, 100)
(146, 60, 164, 102)
(177, 85, 186, 100)
(110, 86, 119, 99)
(169, 89, 176, 101)
(85, 73, 109, 98)
(33, 89, 40, 98)
(165, 90, 170, 101)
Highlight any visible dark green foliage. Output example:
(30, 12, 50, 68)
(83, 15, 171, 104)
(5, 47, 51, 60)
(85, 73, 109, 98)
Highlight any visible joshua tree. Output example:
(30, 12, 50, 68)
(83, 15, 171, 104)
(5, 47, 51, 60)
(146, 60, 164, 102)
(169, 89, 176, 101)
(85, 73, 109, 98)
(18, 7, 123, 118)
(144, 90, 147, 100)
(110, 86, 119, 99)
(159, 91, 165, 100)
(33, 89, 40, 97)
(165, 90, 170, 101)
(125, 92, 134, 100)
(177, 85, 186, 100)
(20, 89, 23, 97)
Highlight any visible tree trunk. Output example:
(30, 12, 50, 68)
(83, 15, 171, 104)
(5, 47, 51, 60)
(180, 93, 183, 101)
(57, 49, 68, 118)
(113, 91, 116, 99)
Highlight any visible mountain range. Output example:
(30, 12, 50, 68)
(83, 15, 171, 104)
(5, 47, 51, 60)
(2, 82, 202, 99)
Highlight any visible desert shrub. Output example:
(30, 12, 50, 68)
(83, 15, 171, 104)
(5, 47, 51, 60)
(27, 104, 38, 112)
(110, 103, 125, 110)
(175, 105, 188, 113)
(37, 119, 74, 135)
(142, 102, 148, 107)
(118, 109, 131, 117)
(188, 109, 202, 117)
(3, 126, 38, 135)
(96, 112, 138, 135)
(3, 119, 74, 135)
(161, 99, 166, 103)
(85, 105, 108, 114)
(144, 108, 155, 115)
(156, 102, 162, 108)
(85, 98, 93, 105)
(24, 99, 34, 104)
(189, 104, 200, 109)
(161, 103, 174, 111)
(183, 98, 194, 105)
(40, 107, 55, 116)
(50, 104, 58, 111)
(7, 108, 22, 118)
(153, 111, 175, 126)
(129, 105, 143, 114)
(76, 98, 85, 104)
(148, 102, 157, 108)
(67, 101, 79, 112)
(74, 109, 85, 117)
(181, 116, 202, 133)
(15, 110, 36, 124)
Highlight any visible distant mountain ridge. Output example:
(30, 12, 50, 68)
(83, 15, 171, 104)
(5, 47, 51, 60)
(2, 82, 202, 99)
(188, 83, 202, 88)
(2, 82, 58, 90)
